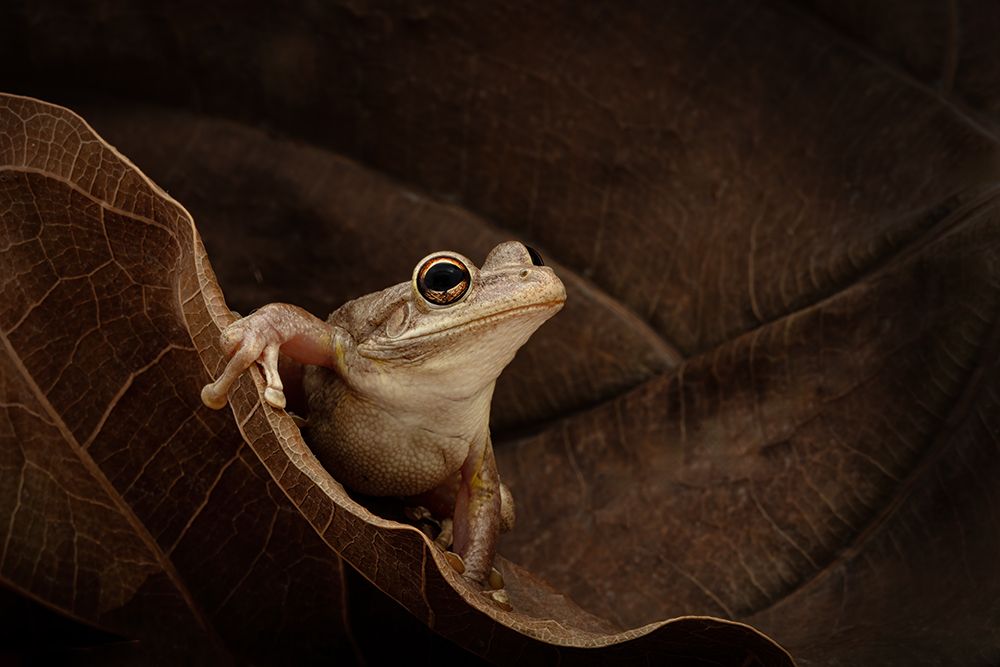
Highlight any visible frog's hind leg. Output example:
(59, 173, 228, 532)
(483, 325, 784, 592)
(450, 434, 503, 586)
(406, 448, 513, 597)
(408, 472, 515, 535)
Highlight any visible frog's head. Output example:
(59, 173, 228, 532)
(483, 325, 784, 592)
(333, 241, 565, 404)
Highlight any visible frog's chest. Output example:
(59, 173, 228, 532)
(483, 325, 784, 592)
(303, 365, 472, 496)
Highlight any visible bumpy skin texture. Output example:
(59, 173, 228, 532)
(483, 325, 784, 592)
(202, 242, 565, 585)
(303, 367, 479, 495)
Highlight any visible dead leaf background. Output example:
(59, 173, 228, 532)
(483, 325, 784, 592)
(2, 2, 1000, 665)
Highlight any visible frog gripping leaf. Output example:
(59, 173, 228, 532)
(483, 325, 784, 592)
(202, 242, 565, 589)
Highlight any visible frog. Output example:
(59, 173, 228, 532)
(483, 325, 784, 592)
(200, 241, 565, 600)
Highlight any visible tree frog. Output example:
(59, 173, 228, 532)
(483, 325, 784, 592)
(201, 241, 565, 599)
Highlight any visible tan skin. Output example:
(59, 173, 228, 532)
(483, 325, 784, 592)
(202, 242, 565, 596)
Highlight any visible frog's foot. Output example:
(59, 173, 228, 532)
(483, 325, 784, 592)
(444, 550, 465, 575)
(403, 505, 454, 548)
(201, 313, 287, 410)
(435, 517, 453, 550)
(444, 523, 509, 607)
(483, 588, 513, 612)
(444, 551, 504, 591)
(474, 566, 510, 610)
(487, 566, 504, 591)
(403, 505, 434, 523)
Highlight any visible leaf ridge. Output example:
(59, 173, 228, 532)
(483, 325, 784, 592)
(751, 272, 1000, 618)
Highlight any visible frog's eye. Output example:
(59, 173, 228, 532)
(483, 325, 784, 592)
(525, 245, 544, 266)
(416, 255, 471, 306)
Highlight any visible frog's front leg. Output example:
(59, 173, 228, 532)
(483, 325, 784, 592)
(452, 433, 502, 585)
(201, 303, 340, 410)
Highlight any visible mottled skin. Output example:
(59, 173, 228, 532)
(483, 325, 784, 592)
(201, 242, 565, 587)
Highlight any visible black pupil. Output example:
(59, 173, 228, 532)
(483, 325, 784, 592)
(425, 262, 465, 291)
(526, 245, 544, 266)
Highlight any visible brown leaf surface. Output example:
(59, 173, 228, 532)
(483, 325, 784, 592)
(3, 1, 1000, 665)
(0, 95, 368, 665)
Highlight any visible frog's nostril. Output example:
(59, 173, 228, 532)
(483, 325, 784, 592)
(520, 269, 530, 278)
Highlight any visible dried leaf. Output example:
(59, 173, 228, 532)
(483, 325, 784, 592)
(0, 95, 364, 664)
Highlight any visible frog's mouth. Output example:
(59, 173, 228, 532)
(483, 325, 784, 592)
(360, 298, 565, 358)
(414, 298, 565, 338)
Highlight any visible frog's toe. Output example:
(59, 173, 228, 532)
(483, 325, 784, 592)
(258, 344, 287, 409)
(483, 588, 513, 611)
(263, 386, 287, 409)
(488, 566, 504, 591)
(202, 328, 266, 409)
(435, 517, 453, 550)
(200, 382, 229, 410)
(403, 506, 433, 522)
(444, 550, 465, 575)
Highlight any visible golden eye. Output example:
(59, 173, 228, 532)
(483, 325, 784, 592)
(416, 256, 471, 306)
